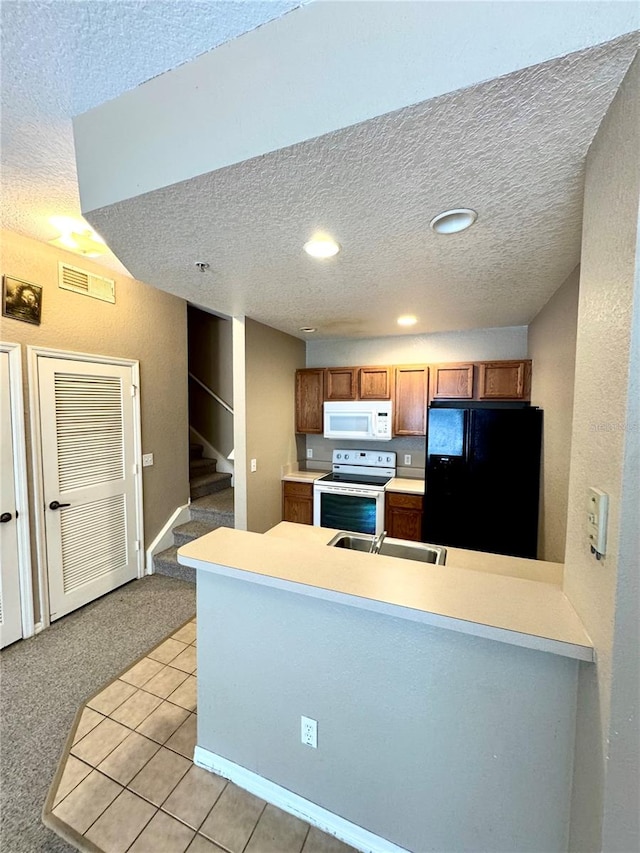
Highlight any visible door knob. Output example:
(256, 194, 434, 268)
(0, 512, 12, 523)
(49, 501, 71, 510)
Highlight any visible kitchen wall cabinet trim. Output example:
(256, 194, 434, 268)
(325, 368, 358, 401)
(431, 363, 475, 399)
(358, 366, 392, 400)
(295, 369, 324, 433)
(478, 360, 531, 400)
(393, 365, 429, 436)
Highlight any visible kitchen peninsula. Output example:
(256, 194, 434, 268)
(178, 523, 592, 853)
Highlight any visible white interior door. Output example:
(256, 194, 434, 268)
(0, 350, 23, 647)
(37, 356, 141, 621)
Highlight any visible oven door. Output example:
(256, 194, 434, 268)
(313, 484, 385, 535)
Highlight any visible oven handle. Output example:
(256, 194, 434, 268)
(313, 484, 382, 499)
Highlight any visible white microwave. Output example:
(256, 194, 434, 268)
(323, 400, 393, 441)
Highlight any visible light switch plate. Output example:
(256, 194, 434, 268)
(250, 458, 257, 472)
(306, 449, 313, 459)
(587, 487, 608, 558)
(404, 454, 412, 465)
(142, 453, 154, 467)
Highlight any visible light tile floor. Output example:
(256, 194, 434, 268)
(44, 619, 354, 853)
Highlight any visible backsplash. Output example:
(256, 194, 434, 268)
(301, 434, 426, 479)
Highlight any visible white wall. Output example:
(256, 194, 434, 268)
(563, 55, 639, 852)
(74, 3, 639, 212)
(528, 268, 580, 562)
(306, 325, 527, 368)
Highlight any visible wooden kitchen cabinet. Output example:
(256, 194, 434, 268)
(431, 363, 475, 399)
(385, 492, 423, 542)
(358, 366, 392, 400)
(393, 365, 429, 435)
(325, 367, 358, 400)
(478, 360, 531, 400)
(295, 369, 324, 433)
(282, 481, 314, 525)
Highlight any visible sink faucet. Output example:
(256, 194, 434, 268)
(369, 530, 387, 555)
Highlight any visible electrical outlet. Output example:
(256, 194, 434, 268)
(142, 453, 154, 467)
(403, 454, 412, 465)
(250, 458, 257, 472)
(306, 449, 313, 459)
(301, 716, 317, 748)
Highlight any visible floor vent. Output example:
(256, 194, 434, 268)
(58, 262, 115, 304)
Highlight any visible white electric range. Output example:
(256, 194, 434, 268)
(313, 449, 396, 535)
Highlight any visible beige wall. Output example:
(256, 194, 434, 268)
(244, 318, 305, 533)
(563, 56, 639, 852)
(528, 266, 580, 562)
(188, 307, 234, 457)
(1, 230, 189, 618)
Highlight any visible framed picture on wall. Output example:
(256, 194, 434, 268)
(2, 275, 43, 325)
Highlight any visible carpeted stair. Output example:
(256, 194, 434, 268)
(153, 442, 234, 583)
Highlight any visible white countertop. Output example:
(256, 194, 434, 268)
(281, 470, 327, 483)
(385, 477, 424, 495)
(178, 522, 593, 662)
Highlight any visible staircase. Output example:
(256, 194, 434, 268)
(153, 443, 234, 583)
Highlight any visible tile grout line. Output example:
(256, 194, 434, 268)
(239, 801, 268, 853)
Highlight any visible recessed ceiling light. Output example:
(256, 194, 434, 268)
(48, 215, 107, 257)
(300, 327, 317, 333)
(430, 208, 478, 235)
(397, 315, 417, 327)
(303, 236, 340, 259)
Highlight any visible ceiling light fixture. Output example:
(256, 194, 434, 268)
(300, 327, 317, 333)
(195, 262, 210, 272)
(303, 235, 340, 259)
(397, 315, 417, 327)
(49, 216, 108, 257)
(429, 208, 478, 235)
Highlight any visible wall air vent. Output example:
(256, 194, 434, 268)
(58, 262, 115, 304)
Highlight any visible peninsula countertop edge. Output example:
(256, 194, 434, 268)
(177, 523, 593, 662)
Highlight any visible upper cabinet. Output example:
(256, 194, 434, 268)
(295, 368, 324, 433)
(325, 367, 358, 400)
(393, 366, 429, 435)
(431, 363, 474, 399)
(478, 360, 531, 400)
(295, 359, 532, 435)
(359, 366, 392, 400)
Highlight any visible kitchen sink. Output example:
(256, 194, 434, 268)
(327, 531, 447, 565)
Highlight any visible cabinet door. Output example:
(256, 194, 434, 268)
(359, 367, 392, 400)
(478, 360, 531, 400)
(282, 482, 314, 525)
(385, 492, 423, 541)
(393, 366, 429, 435)
(325, 368, 358, 400)
(296, 369, 324, 433)
(431, 363, 474, 399)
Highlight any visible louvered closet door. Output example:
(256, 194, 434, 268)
(0, 350, 23, 647)
(38, 358, 139, 621)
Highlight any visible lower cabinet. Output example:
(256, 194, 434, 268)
(282, 481, 314, 525)
(385, 491, 423, 542)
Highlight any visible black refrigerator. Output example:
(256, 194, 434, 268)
(422, 402, 543, 559)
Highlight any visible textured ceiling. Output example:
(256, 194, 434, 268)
(87, 35, 638, 339)
(0, 0, 302, 273)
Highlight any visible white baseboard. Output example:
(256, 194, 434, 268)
(193, 746, 410, 853)
(189, 426, 234, 487)
(145, 503, 191, 574)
